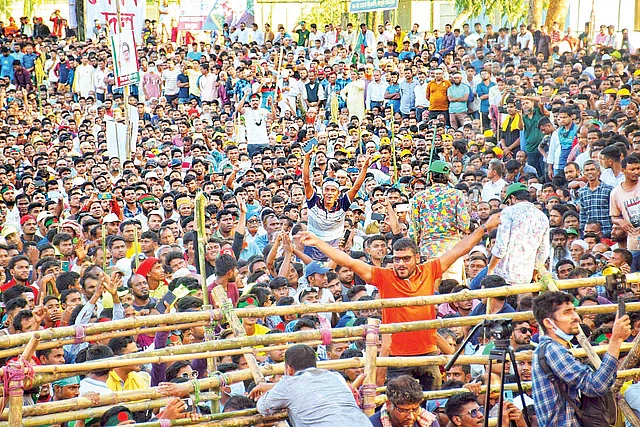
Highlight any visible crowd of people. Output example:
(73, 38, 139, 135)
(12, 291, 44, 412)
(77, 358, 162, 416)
(0, 8, 640, 427)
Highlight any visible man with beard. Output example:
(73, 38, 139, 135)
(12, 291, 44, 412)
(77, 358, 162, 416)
(207, 254, 239, 306)
(107, 157, 122, 183)
(128, 274, 154, 310)
(611, 155, 640, 251)
(335, 264, 356, 301)
(299, 212, 500, 391)
(2, 255, 39, 297)
(1, 185, 20, 229)
(123, 186, 141, 218)
(120, 219, 143, 259)
(302, 150, 370, 261)
(135, 194, 159, 232)
(135, 257, 168, 300)
(611, 224, 628, 250)
(510, 320, 533, 349)
(549, 228, 570, 271)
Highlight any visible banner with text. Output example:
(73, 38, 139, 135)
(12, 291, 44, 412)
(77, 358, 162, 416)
(349, 0, 398, 13)
(86, 0, 146, 42)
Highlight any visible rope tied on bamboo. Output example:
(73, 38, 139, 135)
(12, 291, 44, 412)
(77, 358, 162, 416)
(212, 371, 230, 387)
(209, 309, 223, 325)
(74, 325, 87, 345)
(363, 324, 380, 341)
(360, 383, 377, 410)
(158, 419, 171, 427)
(191, 379, 201, 406)
(320, 327, 332, 346)
(0, 355, 35, 411)
(220, 301, 233, 322)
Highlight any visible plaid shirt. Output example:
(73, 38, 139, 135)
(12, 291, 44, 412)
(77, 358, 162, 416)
(531, 336, 619, 427)
(577, 181, 614, 236)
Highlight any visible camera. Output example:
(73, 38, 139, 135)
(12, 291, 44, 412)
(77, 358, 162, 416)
(483, 319, 513, 340)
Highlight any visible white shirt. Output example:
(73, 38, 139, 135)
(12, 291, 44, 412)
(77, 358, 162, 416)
(601, 168, 625, 187)
(250, 29, 264, 45)
(162, 68, 181, 95)
(365, 80, 389, 108)
(481, 178, 507, 202)
(414, 81, 429, 107)
(243, 107, 270, 145)
(517, 32, 533, 49)
(236, 28, 250, 44)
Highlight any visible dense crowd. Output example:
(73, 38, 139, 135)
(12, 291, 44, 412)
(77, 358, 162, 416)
(0, 11, 640, 427)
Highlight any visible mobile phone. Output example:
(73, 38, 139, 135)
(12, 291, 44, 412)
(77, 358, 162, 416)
(504, 390, 513, 403)
(621, 98, 631, 108)
(585, 110, 597, 116)
(618, 296, 626, 318)
(47, 190, 62, 201)
(371, 213, 385, 221)
(97, 192, 113, 201)
(343, 229, 351, 241)
(182, 397, 193, 412)
(61, 261, 69, 272)
(396, 203, 410, 212)
(155, 291, 177, 314)
(303, 137, 318, 153)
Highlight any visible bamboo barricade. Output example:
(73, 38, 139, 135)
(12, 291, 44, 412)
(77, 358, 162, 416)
(4, 272, 640, 355)
(27, 302, 640, 386)
(210, 286, 265, 385)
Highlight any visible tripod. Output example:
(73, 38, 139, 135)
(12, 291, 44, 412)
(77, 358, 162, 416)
(445, 321, 532, 427)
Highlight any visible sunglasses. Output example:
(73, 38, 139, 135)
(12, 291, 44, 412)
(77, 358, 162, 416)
(518, 327, 532, 334)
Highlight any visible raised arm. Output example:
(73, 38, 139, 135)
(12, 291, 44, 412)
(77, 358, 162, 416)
(347, 155, 371, 201)
(302, 150, 315, 199)
(439, 214, 501, 272)
(298, 231, 374, 283)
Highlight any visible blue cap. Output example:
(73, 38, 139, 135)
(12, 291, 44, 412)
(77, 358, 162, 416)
(170, 158, 182, 167)
(305, 261, 330, 277)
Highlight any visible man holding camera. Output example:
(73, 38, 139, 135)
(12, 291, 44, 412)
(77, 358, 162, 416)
(409, 160, 470, 281)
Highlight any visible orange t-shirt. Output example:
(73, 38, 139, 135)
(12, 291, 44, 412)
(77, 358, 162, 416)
(426, 80, 451, 111)
(370, 260, 441, 356)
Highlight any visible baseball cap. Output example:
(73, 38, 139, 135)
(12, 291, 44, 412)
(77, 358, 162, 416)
(566, 227, 580, 237)
(428, 160, 450, 174)
(1, 226, 18, 238)
(36, 211, 54, 223)
(349, 202, 364, 212)
(170, 158, 182, 167)
(103, 213, 121, 223)
(305, 261, 330, 277)
(503, 182, 528, 203)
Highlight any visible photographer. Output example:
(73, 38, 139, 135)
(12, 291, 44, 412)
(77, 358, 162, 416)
(531, 291, 630, 426)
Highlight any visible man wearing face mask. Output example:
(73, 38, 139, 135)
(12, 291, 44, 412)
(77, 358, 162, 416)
(250, 344, 373, 426)
(531, 291, 630, 426)
(486, 183, 549, 287)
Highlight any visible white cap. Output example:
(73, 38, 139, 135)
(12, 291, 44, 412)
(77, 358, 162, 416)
(147, 209, 163, 219)
(103, 213, 121, 223)
(36, 211, 54, 223)
(145, 171, 159, 179)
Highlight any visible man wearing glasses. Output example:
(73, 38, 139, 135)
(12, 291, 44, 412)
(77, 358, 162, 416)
(369, 375, 437, 427)
(299, 212, 500, 390)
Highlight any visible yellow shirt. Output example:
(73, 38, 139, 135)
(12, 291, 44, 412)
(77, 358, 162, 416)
(106, 370, 150, 392)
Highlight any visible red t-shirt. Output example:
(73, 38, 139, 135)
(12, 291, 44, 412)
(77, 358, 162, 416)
(370, 260, 441, 356)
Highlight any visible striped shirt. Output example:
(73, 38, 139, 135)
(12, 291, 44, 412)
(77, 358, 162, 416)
(306, 192, 351, 242)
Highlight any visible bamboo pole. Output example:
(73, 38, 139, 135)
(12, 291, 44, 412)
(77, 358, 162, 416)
(194, 192, 210, 305)
(210, 286, 265, 384)
(0, 321, 207, 360)
(7, 333, 40, 427)
(362, 318, 380, 416)
(135, 408, 267, 427)
(4, 274, 640, 351)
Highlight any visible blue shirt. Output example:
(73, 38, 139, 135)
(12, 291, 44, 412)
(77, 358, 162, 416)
(447, 83, 470, 113)
(21, 52, 38, 70)
(385, 84, 401, 113)
(398, 80, 416, 114)
(476, 81, 495, 113)
(0, 54, 15, 79)
(532, 336, 619, 427)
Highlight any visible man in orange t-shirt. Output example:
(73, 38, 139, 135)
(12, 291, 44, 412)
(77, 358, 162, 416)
(426, 68, 452, 126)
(299, 213, 501, 390)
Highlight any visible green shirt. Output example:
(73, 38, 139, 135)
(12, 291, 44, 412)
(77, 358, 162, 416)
(522, 107, 544, 152)
(296, 29, 310, 46)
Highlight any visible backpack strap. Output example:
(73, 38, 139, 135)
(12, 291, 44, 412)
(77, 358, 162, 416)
(538, 341, 584, 420)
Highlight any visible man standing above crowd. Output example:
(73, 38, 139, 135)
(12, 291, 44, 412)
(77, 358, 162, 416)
(409, 160, 469, 281)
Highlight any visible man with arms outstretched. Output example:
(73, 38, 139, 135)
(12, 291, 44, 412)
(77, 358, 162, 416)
(299, 213, 501, 390)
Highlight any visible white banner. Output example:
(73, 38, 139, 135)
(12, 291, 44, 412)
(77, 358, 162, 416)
(86, 0, 145, 43)
(106, 105, 139, 163)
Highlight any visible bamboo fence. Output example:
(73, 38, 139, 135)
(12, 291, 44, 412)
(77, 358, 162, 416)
(2, 273, 639, 426)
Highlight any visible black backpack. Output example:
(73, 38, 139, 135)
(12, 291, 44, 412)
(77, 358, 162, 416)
(538, 341, 617, 427)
